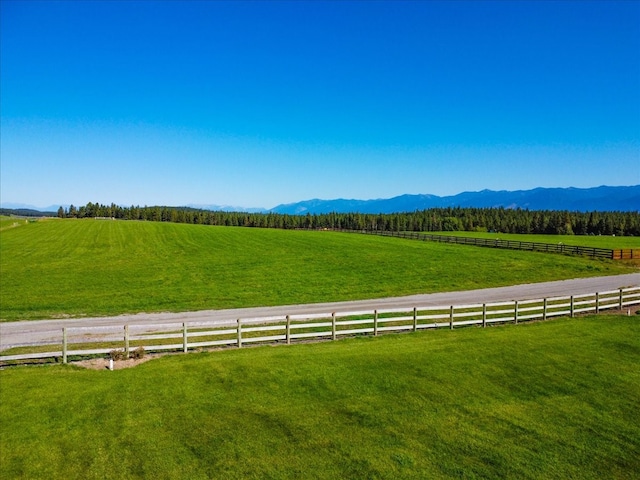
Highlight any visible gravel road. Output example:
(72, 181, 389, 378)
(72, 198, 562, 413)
(1, 273, 638, 350)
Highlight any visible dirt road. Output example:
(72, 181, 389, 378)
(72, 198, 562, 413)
(1, 273, 638, 350)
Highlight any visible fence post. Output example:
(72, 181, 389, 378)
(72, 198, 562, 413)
(374, 310, 378, 336)
(514, 301, 519, 325)
(595, 292, 599, 314)
(482, 304, 487, 328)
(449, 306, 454, 330)
(62, 328, 67, 364)
(124, 325, 130, 359)
(570, 296, 574, 318)
(332, 312, 336, 340)
(543, 298, 547, 321)
(237, 319, 242, 348)
(413, 307, 417, 332)
(286, 315, 291, 345)
(183, 323, 188, 353)
(619, 289, 624, 310)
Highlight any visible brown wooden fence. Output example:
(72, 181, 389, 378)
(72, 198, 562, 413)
(338, 229, 639, 260)
(612, 249, 640, 260)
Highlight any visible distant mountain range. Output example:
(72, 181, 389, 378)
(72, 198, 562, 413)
(0, 204, 61, 214)
(269, 186, 640, 214)
(2, 186, 639, 216)
(186, 204, 266, 214)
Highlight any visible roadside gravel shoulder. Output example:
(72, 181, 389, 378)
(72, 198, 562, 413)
(2, 273, 638, 351)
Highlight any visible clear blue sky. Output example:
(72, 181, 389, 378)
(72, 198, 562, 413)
(1, 0, 639, 209)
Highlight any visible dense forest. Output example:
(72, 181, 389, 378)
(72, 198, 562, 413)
(45, 202, 640, 236)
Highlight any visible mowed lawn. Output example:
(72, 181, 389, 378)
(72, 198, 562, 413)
(1, 315, 638, 479)
(1, 218, 635, 321)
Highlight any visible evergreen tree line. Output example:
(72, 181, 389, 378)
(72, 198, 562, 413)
(57, 203, 640, 236)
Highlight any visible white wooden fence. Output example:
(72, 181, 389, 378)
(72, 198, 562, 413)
(2, 287, 639, 364)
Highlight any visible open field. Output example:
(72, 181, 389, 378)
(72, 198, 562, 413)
(1, 219, 636, 322)
(1, 314, 638, 479)
(0, 216, 34, 231)
(429, 231, 640, 248)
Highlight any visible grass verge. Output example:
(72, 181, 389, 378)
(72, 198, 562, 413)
(1, 314, 638, 479)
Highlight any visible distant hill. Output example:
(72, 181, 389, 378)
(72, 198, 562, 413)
(3, 185, 638, 217)
(0, 207, 58, 217)
(269, 186, 640, 214)
(0, 203, 62, 213)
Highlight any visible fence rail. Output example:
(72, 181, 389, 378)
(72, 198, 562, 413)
(339, 229, 640, 260)
(2, 287, 638, 365)
(613, 249, 640, 260)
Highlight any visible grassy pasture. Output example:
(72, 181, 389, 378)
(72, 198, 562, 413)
(1, 314, 638, 479)
(1, 219, 636, 321)
(0, 216, 33, 231)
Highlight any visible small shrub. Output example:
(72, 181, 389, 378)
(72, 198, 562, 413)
(108, 349, 126, 361)
(131, 346, 145, 359)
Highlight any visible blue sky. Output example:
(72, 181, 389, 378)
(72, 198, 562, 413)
(1, 0, 639, 209)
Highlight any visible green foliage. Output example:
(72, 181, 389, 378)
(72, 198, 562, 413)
(0, 220, 633, 321)
(57, 202, 640, 236)
(1, 316, 638, 479)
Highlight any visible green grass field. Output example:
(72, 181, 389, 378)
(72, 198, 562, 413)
(0, 216, 33, 231)
(1, 314, 638, 479)
(1, 218, 636, 321)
